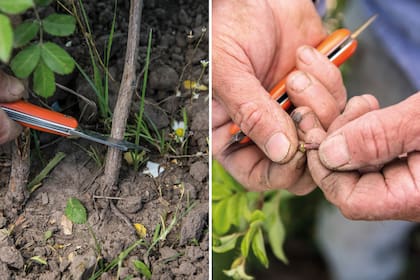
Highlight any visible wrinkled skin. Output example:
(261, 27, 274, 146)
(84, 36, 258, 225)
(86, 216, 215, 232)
(300, 92, 420, 221)
(213, 0, 347, 193)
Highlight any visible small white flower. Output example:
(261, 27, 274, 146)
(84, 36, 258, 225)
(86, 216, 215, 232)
(143, 161, 164, 178)
(200, 59, 209, 68)
(172, 120, 186, 142)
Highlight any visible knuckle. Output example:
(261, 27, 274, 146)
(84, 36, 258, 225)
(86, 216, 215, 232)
(234, 101, 266, 136)
(355, 113, 390, 163)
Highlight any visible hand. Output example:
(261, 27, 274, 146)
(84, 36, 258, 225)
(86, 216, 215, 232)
(0, 70, 25, 144)
(301, 92, 420, 221)
(213, 0, 347, 193)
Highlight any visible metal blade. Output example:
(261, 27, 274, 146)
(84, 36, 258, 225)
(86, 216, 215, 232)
(351, 14, 378, 40)
(69, 129, 148, 152)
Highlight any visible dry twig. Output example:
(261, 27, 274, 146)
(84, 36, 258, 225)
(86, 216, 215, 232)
(103, 0, 143, 188)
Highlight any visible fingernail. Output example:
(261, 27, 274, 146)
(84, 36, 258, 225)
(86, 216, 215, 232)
(299, 46, 315, 65)
(265, 132, 290, 162)
(289, 72, 311, 93)
(8, 78, 24, 97)
(319, 134, 350, 168)
(290, 110, 302, 124)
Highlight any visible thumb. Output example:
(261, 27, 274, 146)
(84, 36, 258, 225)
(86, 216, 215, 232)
(318, 93, 420, 170)
(214, 70, 297, 162)
(0, 71, 25, 102)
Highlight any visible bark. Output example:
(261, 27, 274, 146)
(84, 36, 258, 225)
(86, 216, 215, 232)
(103, 0, 143, 188)
(4, 129, 30, 219)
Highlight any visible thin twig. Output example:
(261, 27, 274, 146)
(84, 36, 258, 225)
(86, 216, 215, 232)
(103, 0, 143, 188)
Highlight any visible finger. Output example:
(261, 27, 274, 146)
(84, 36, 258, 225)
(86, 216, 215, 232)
(218, 142, 314, 193)
(214, 69, 297, 163)
(328, 94, 380, 132)
(0, 71, 25, 102)
(287, 70, 340, 129)
(295, 46, 347, 110)
(304, 127, 361, 211)
(318, 92, 420, 170)
(212, 98, 230, 130)
(0, 109, 22, 144)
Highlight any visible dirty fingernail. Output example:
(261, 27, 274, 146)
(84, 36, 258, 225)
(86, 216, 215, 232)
(8, 77, 25, 97)
(290, 110, 302, 124)
(265, 132, 290, 162)
(298, 46, 316, 65)
(319, 134, 350, 168)
(289, 72, 311, 93)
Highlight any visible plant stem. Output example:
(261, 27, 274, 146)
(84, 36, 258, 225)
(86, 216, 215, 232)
(103, 0, 143, 188)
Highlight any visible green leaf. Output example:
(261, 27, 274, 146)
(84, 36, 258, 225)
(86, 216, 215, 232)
(10, 44, 41, 78)
(250, 209, 265, 223)
(64, 197, 87, 224)
(0, 0, 33, 14)
(212, 181, 233, 201)
(212, 233, 241, 253)
(263, 192, 288, 263)
(33, 60, 55, 97)
(41, 42, 74, 74)
(223, 257, 254, 280)
(44, 230, 53, 241)
(34, 0, 53, 6)
(251, 228, 269, 268)
(14, 20, 39, 47)
(42, 13, 76, 36)
(212, 199, 231, 235)
(212, 160, 245, 193)
(0, 14, 13, 63)
(132, 260, 151, 280)
(240, 222, 258, 258)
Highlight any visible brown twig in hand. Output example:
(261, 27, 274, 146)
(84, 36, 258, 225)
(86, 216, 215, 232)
(298, 142, 320, 153)
(103, 0, 143, 189)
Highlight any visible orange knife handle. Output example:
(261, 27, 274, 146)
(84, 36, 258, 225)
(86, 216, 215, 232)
(229, 29, 356, 144)
(0, 100, 78, 136)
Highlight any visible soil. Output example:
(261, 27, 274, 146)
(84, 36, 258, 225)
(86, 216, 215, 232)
(0, 0, 208, 279)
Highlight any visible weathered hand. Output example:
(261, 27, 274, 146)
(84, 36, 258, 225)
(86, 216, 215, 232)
(302, 92, 420, 221)
(213, 0, 347, 193)
(0, 71, 25, 144)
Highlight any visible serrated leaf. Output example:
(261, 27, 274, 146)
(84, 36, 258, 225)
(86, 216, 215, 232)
(263, 192, 288, 263)
(212, 233, 240, 253)
(14, 20, 39, 47)
(133, 260, 151, 280)
(33, 60, 55, 97)
(251, 228, 269, 268)
(41, 42, 74, 74)
(64, 197, 87, 224)
(35, 0, 53, 6)
(212, 199, 230, 235)
(0, 0, 33, 14)
(42, 13, 76, 36)
(0, 14, 13, 63)
(11, 44, 41, 78)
